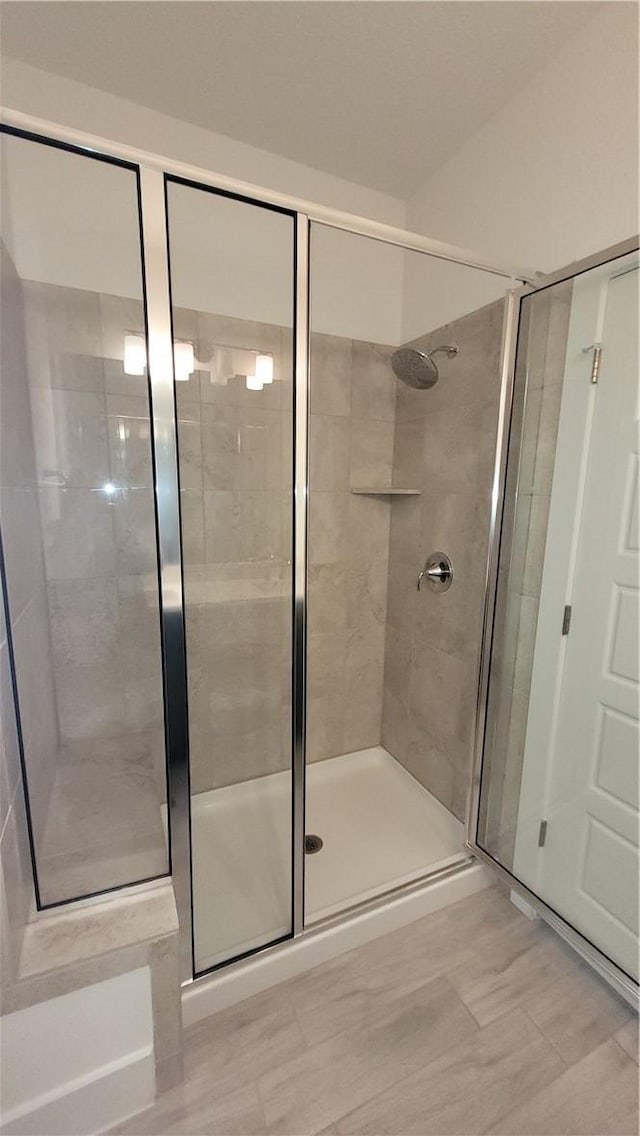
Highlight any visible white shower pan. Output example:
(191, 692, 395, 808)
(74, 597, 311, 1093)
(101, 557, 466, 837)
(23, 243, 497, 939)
(190, 746, 465, 973)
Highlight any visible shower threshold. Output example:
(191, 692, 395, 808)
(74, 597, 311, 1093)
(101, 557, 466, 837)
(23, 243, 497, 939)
(191, 746, 464, 973)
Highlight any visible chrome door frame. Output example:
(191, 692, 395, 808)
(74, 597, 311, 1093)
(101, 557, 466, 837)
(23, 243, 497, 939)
(161, 171, 301, 980)
(0, 109, 536, 285)
(293, 214, 310, 938)
(0, 122, 177, 915)
(466, 235, 640, 1009)
(139, 169, 193, 981)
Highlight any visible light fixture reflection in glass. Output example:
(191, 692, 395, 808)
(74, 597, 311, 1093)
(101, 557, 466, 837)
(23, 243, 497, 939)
(123, 333, 195, 382)
(123, 334, 146, 376)
(102, 481, 117, 497)
(246, 374, 263, 391)
(255, 354, 274, 384)
(173, 340, 195, 382)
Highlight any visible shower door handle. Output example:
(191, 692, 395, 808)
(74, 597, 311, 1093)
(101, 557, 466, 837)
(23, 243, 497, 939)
(417, 552, 454, 592)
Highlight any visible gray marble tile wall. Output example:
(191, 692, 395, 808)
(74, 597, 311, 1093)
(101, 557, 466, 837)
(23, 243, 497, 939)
(24, 282, 166, 756)
(307, 334, 396, 762)
(4, 263, 524, 908)
(382, 300, 505, 820)
(0, 588, 36, 990)
(3, 273, 169, 904)
(479, 283, 573, 865)
(182, 321, 398, 787)
(0, 246, 52, 963)
(175, 310, 294, 792)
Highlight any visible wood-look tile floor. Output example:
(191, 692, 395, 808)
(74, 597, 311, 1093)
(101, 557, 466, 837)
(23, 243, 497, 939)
(113, 887, 639, 1136)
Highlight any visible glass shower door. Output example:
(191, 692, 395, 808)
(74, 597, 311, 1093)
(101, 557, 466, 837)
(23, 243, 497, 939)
(165, 179, 295, 973)
(474, 249, 639, 986)
(0, 128, 169, 906)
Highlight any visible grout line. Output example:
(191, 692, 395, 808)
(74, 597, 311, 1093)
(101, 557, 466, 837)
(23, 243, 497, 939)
(518, 1004, 571, 1069)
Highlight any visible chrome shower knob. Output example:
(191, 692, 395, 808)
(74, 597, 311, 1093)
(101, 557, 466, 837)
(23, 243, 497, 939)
(417, 552, 454, 592)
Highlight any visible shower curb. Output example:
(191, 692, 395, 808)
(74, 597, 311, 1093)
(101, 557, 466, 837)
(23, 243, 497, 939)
(182, 859, 490, 1025)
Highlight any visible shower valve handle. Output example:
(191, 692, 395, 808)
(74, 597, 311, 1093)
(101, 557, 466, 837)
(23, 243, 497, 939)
(417, 565, 447, 589)
(417, 553, 454, 592)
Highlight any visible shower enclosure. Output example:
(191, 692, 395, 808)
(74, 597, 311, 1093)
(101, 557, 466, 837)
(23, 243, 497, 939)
(1, 112, 637, 1003)
(471, 245, 639, 992)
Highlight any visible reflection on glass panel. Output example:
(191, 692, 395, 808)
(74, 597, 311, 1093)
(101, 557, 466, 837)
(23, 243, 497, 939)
(306, 223, 507, 924)
(478, 255, 639, 981)
(165, 180, 294, 973)
(0, 132, 169, 905)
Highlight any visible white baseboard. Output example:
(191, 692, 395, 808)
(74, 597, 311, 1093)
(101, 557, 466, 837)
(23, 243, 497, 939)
(1, 1051, 155, 1136)
(183, 860, 491, 1025)
(1, 968, 155, 1136)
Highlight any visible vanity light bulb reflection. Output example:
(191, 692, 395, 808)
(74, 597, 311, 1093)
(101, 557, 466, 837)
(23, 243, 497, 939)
(123, 334, 195, 381)
(123, 334, 146, 376)
(255, 354, 274, 384)
(245, 353, 273, 390)
(173, 340, 195, 382)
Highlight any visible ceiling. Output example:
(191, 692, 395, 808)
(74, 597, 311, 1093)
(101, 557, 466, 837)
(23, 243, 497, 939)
(0, 1, 600, 197)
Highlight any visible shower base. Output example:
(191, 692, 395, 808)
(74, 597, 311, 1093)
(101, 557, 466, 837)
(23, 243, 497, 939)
(191, 745, 464, 973)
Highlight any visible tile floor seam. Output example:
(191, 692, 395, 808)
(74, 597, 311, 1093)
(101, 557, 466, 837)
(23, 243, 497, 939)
(249, 1077, 269, 1136)
(613, 1031, 639, 1064)
(328, 1005, 566, 1136)
(255, 975, 480, 1134)
(285, 896, 531, 1042)
(183, 987, 306, 1049)
(474, 1048, 570, 1136)
(108, 1073, 270, 1135)
(254, 1069, 272, 1135)
(315, 1005, 483, 1135)
(517, 1004, 572, 1070)
(181, 1015, 309, 1104)
(311, 884, 513, 971)
(439, 972, 486, 1034)
(294, 970, 481, 1056)
(446, 932, 573, 1030)
(518, 963, 636, 1068)
(287, 967, 445, 1049)
(110, 889, 639, 1135)
(479, 1037, 640, 1136)
(528, 999, 634, 1068)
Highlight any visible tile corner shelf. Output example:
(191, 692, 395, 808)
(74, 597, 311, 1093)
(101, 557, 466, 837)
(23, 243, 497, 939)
(350, 487, 422, 496)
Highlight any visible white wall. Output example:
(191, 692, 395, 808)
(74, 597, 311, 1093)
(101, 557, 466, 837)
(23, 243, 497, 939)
(1, 59, 405, 225)
(2, 3, 637, 342)
(1, 59, 405, 342)
(1, 132, 145, 303)
(402, 3, 639, 340)
(0, 968, 154, 1135)
(400, 253, 509, 345)
(310, 225, 405, 345)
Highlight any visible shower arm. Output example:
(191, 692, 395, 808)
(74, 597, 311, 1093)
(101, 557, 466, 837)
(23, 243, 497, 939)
(427, 345, 458, 360)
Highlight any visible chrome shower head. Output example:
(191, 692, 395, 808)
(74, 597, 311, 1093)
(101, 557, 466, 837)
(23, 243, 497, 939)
(391, 344, 458, 389)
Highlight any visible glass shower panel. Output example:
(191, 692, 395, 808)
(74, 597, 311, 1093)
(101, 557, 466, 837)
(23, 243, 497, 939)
(164, 180, 294, 972)
(305, 223, 507, 923)
(0, 130, 169, 905)
(477, 254, 639, 981)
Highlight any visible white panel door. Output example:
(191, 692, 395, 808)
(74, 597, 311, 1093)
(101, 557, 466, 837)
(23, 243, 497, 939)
(531, 266, 639, 979)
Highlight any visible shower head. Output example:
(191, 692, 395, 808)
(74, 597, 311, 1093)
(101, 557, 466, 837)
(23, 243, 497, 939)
(391, 345, 458, 389)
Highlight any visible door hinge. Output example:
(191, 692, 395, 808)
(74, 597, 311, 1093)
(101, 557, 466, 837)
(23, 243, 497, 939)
(538, 820, 548, 848)
(582, 342, 602, 384)
(562, 605, 572, 635)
